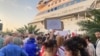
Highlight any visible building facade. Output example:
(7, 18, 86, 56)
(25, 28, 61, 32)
(29, 0, 100, 33)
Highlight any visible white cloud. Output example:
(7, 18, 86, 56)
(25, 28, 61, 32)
(26, 6, 33, 10)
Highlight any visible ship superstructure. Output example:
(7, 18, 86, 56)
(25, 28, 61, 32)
(29, 0, 100, 32)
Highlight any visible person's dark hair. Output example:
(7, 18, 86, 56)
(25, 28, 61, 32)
(83, 35, 91, 42)
(29, 32, 33, 34)
(37, 36, 42, 40)
(45, 33, 50, 36)
(8, 33, 13, 36)
(43, 40, 56, 49)
(41, 37, 46, 42)
(64, 36, 89, 56)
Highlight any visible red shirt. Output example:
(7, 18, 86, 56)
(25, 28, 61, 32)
(40, 46, 45, 56)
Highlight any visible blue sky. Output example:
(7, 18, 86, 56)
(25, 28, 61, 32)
(0, 0, 39, 31)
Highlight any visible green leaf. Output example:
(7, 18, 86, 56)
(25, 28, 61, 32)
(77, 9, 100, 43)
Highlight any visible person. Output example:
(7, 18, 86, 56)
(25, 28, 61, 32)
(49, 30, 56, 40)
(83, 35, 95, 56)
(64, 36, 89, 56)
(40, 31, 56, 56)
(0, 36, 4, 49)
(40, 34, 50, 56)
(23, 34, 30, 44)
(40, 44, 45, 56)
(10, 33, 23, 46)
(11, 33, 18, 37)
(95, 31, 100, 56)
(44, 34, 50, 42)
(42, 40, 57, 56)
(36, 36, 43, 48)
(23, 33, 40, 56)
(23, 37, 29, 44)
(56, 36, 65, 56)
(12, 37, 23, 47)
(0, 36, 27, 56)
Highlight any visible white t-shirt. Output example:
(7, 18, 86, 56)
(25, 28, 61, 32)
(96, 39, 100, 56)
(23, 37, 29, 44)
(87, 43, 95, 56)
(57, 46, 65, 56)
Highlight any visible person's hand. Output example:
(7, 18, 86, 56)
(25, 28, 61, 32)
(49, 32, 53, 39)
(49, 30, 56, 39)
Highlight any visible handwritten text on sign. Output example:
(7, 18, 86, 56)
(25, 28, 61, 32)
(45, 19, 62, 30)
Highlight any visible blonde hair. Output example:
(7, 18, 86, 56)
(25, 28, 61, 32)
(56, 36, 64, 47)
(3, 36, 13, 46)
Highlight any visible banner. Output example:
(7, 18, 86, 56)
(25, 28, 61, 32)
(45, 19, 63, 30)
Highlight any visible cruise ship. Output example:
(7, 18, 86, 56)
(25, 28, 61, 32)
(29, 0, 100, 33)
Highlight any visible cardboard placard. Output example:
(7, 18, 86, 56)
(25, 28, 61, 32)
(45, 19, 63, 30)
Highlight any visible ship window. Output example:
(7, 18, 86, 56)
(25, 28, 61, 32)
(66, 3, 69, 7)
(48, 10, 50, 12)
(54, 7, 57, 10)
(70, 1, 74, 5)
(57, 6, 60, 9)
(62, 4, 64, 8)
(59, 4, 63, 9)
(76, 0, 81, 3)
(80, 0, 85, 1)
(59, 6, 61, 9)
(68, 2, 72, 5)
(74, 0, 78, 3)
(63, 3, 66, 7)
(51, 9, 53, 11)
(57, 6, 59, 9)
(80, 0, 82, 1)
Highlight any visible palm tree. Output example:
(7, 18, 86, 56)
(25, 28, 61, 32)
(24, 25, 40, 34)
(17, 25, 40, 35)
(17, 27, 26, 34)
(77, 9, 100, 43)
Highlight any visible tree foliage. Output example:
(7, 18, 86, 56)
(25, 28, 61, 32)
(17, 25, 40, 35)
(17, 27, 26, 34)
(77, 9, 100, 43)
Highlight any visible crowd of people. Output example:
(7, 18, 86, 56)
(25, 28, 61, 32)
(0, 30, 100, 56)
